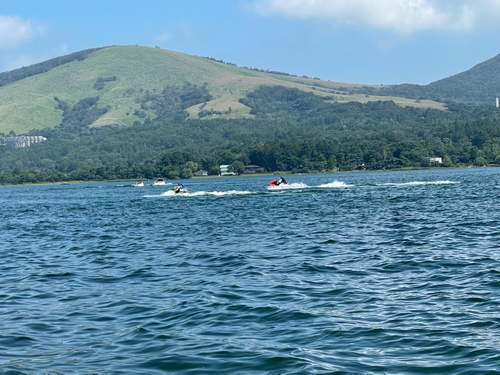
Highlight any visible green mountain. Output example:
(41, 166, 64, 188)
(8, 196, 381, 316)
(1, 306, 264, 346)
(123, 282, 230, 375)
(426, 54, 500, 104)
(0, 45, 444, 135)
(1, 45, 500, 184)
(354, 54, 500, 106)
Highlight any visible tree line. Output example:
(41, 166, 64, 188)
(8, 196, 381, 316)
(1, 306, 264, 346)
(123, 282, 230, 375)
(2, 120, 500, 185)
(2, 85, 500, 185)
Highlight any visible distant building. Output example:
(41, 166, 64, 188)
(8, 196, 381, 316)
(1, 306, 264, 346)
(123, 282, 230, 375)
(220, 165, 236, 176)
(5, 136, 46, 148)
(194, 170, 208, 176)
(243, 165, 260, 174)
(429, 157, 443, 164)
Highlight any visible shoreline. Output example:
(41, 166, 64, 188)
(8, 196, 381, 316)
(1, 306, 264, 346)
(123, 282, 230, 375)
(0, 165, 491, 187)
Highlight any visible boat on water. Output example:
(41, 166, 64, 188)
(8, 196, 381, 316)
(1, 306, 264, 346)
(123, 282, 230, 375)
(135, 181, 144, 187)
(153, 178, 166, 186)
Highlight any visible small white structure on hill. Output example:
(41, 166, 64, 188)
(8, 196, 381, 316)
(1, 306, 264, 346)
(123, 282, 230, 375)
(5, 136, 46, 148)
(429, 157, 442, 164)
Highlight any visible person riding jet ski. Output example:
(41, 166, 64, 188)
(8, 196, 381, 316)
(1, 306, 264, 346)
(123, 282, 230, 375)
(268, 176, 288, 186)
(172, 183, 185, 193)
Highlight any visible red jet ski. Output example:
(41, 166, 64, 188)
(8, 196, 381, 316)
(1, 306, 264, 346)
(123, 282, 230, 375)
(268, 179, 289, 186)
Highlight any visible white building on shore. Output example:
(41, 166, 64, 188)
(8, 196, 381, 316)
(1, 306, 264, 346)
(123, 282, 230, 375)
(220, 165, 236, 176)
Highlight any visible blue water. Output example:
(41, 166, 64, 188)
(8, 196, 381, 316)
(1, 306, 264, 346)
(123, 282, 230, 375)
(1, 168, 500, 374)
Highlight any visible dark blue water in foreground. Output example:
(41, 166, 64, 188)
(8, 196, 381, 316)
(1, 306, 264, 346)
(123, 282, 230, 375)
(1, 168, 500, 374)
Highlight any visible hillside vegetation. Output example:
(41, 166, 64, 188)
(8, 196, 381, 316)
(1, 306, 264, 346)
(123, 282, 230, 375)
(0, 45, 444, 135)
(1, 46, 500, 185)
(352, 54, 500, 106)
(0, 83, 499, 177)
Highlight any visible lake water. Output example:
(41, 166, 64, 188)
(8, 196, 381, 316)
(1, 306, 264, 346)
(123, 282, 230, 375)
(1, 168, 500, 374)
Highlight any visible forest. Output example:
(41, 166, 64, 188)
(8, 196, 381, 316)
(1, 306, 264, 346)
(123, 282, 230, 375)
(1, 85, 500, 185)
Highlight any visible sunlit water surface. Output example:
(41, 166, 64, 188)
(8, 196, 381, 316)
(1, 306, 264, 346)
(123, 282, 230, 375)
(1, 168, 500, 374)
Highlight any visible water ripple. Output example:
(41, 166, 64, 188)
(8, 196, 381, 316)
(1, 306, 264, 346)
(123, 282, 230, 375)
(1, 170, 500, 373)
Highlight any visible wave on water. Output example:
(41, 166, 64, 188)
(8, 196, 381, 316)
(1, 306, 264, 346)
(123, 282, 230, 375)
(378, 180, 459, 187)
(116, 183, 146, 188)
(318, 180, 354, 188)
(147, 190, 256, 198)
(267, 182, 308, 190)
(117, 182, 173, 187)
(4, 167, 500, 374)
(267, 181, 352, 190)
(189, 190, 255, 196)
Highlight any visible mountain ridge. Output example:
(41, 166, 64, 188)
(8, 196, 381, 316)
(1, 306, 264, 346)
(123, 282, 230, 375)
(0, 45, 447, 135)
(0, 46, 499, 179)
(353, 53, 500, 106)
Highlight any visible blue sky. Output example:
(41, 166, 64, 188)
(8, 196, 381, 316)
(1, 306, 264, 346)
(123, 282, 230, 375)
(1, 0, 500, 85)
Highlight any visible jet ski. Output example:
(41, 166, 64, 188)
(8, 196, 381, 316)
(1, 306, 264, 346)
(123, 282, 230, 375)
(268, 179, 289, 186)
(171, 185, 188, 194)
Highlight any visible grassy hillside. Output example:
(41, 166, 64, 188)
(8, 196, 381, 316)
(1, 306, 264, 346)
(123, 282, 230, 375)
(353, 53, 500, 106)
(0, 45, 445, 135)
(426, 54, 500, 105)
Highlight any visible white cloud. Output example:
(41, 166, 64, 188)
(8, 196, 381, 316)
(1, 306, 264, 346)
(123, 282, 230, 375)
(248, 0, 500, 33)
(153, 30, 173, 45)
(178, 22, 197, 41)
(150, 23, 200, 47)
(0, 15, 43, 49)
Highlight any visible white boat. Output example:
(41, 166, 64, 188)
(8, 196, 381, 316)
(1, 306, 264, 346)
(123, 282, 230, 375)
(135, 181, 144, 187)
(153, 178, 166, 186)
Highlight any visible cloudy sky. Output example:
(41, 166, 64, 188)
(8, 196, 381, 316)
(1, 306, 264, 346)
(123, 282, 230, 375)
(1, 0, 500, 84)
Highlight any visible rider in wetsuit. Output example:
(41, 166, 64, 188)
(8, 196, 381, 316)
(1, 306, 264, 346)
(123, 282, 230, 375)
(277, 176, 287, 185)
(174, 183, 184, 193)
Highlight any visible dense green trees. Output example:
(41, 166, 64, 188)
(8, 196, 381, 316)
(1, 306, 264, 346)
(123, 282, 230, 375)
(2, 84, 500, 185)
(139, 83, 213, 123)
(4, 121, 500, 185)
